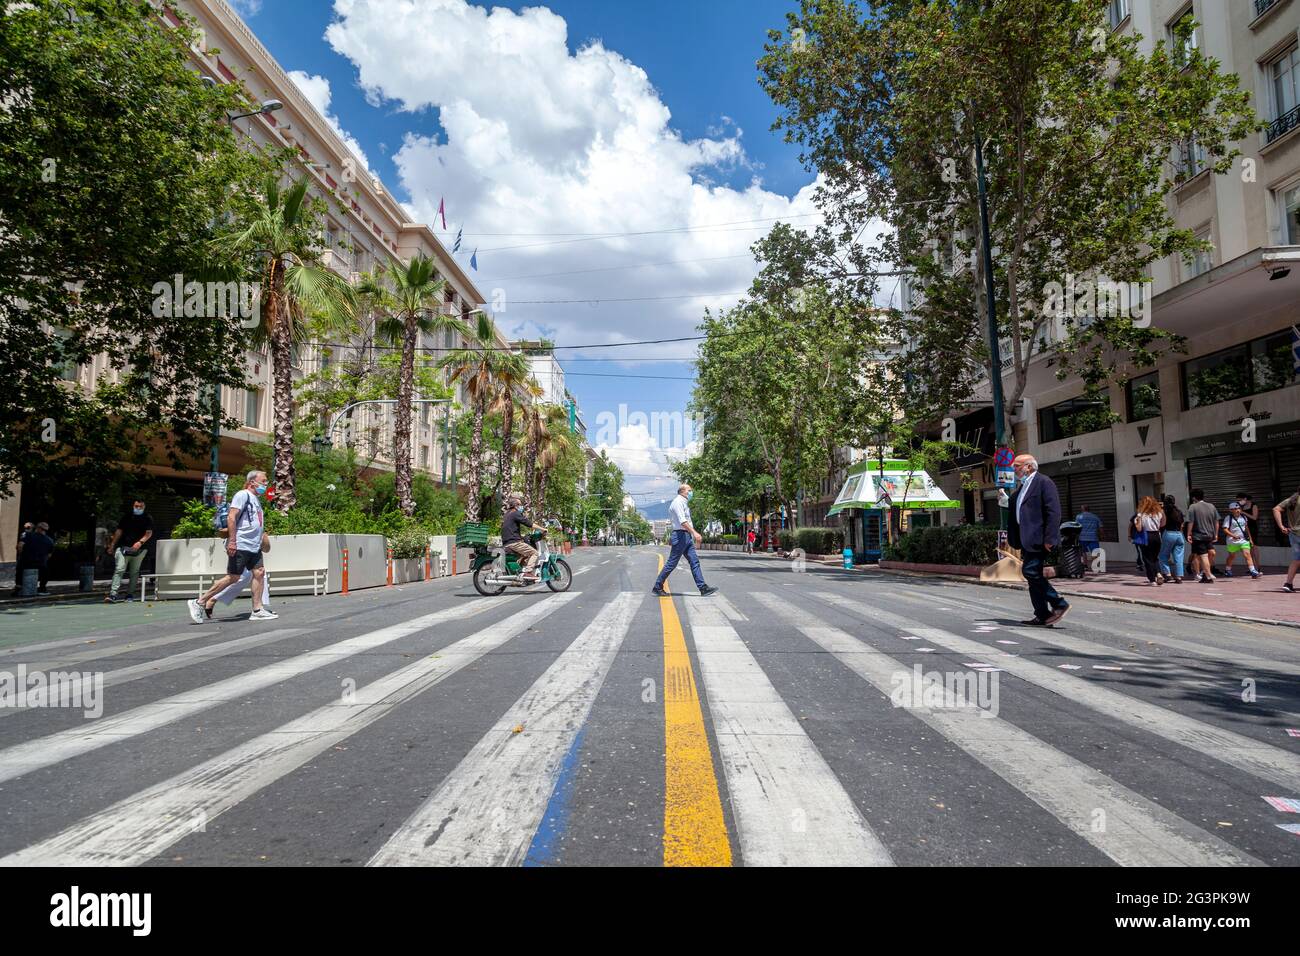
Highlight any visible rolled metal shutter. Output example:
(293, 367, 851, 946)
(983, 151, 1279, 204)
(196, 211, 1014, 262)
(1188, 450, 1275, 543)
(1062, 471, 1118, 542)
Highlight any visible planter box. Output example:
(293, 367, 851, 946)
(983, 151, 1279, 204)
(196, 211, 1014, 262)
(156, 534, 388, 596)
(392, 556, 427, 585)
(879, 560, 984, 577)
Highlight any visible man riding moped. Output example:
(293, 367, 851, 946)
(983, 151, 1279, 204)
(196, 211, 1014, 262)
(502, 494, 542, 583)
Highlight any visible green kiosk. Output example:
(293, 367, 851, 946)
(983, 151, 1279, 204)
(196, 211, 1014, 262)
(827, 459, 961, 563)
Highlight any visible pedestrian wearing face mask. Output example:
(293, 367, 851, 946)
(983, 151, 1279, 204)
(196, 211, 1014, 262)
(1006, 454, 1069, 626)
(651, 483, 718, 597)
(104, 498, 154, 602)
(188, 470, 277, 623)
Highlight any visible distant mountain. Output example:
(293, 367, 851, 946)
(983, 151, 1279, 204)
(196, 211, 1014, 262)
(639, 499, 673, 521)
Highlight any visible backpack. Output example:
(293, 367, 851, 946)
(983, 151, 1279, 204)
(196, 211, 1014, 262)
(214, 492, 256, 533)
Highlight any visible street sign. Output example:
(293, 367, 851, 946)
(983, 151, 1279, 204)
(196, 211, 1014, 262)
(994, 446, 1016, 488)
(203, 472, 227, 507)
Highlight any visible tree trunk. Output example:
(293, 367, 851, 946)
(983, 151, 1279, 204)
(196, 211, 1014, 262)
(465, 393, 486, 522)
(394, 312, 417, 516)
(499, 399, 515, 502)
(537, 470, 548, 518)
(524, 427, 539, 514)
(267, 262, 296, 512)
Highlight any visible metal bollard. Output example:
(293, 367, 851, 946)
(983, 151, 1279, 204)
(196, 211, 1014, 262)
(342, 548, 349, 596)
(386, 547, 393, 587)
(20, 568, 39, 597)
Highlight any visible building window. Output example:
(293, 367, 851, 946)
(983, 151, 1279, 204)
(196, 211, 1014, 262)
(1252, 329, 1297, 394)
(1039, 394, 1112, 444)
(1186, 231, 1213, 278)
(1273, 46, 1299, 120)
(1126, 371, 1161, 421)
(1169, 9, 1198, 69)
(1182, 328, 1298, 408)
(1107, 0, 1129, 30)
(1038, 395, 1112, 443)
(1178, 134, 1206, 179)
(1283, 184, 1300, 244)
(244, 389, 260, 428)
(419, 445, 429, 468)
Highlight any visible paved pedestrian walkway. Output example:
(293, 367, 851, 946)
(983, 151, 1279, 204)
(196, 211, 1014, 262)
(1050, 567, 1300, 627)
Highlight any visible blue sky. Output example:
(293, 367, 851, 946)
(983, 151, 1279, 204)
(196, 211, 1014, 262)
(229, 0, 820, 505)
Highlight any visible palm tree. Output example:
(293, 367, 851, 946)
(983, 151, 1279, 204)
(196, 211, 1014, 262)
(521, 401, 566, 514)
(374, 253, 467, 516)
(533, 405, 575, 517)
(490, 353, 540, 506)
(218, 174, 354, 511)
(439, 312, 510, 522)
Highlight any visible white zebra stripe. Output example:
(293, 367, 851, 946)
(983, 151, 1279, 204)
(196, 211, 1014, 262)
(755, 592, 1259, 867)
(684, 598, 893, 866)
(0, 597, 510, 785)
(0, 594, 577, 867)
(368, 591, 644, 866)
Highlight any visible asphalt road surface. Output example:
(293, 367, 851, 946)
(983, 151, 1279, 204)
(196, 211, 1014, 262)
(1, 546, 1298, 867)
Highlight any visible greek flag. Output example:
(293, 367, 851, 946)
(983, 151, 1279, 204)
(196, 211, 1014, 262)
(452, 227, 462, 253)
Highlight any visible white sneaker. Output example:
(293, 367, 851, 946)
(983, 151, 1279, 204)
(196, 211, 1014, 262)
(250, 608, 279, 621)
(187, 599, 205, 625)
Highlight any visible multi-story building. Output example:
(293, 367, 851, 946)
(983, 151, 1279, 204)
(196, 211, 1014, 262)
(1, 0, 511, 569)
(930, 0, 1300, 566)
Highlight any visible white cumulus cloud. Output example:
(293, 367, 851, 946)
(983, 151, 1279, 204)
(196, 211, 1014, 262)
(287, 69, 372, 174)
(320, 0, 839, 497)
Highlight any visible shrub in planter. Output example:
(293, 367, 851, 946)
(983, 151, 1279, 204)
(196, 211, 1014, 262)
(389, 522, 433, 560)
(722, 533, 739, 545)
(777, 530, 794, 550)
(883, 525, 998, 566)
(794, 527, 843, 555)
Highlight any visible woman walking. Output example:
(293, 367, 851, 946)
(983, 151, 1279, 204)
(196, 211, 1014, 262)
(1157, 494, 1186, 583)
(1134, 496, 1166, 585)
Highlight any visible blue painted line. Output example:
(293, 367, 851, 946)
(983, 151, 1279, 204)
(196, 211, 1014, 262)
(523, 726, 587, 867)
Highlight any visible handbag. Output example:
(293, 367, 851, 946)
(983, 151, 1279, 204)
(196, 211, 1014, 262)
(123, 546, 142, 557)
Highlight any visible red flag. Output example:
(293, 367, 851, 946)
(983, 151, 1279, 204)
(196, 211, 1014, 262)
(438, 197, 446, 230)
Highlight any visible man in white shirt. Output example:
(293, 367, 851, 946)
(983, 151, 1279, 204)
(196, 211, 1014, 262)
(188, 470, 278, 623)
(651, 483, 718, 597)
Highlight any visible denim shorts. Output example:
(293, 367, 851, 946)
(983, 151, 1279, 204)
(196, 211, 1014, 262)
(1291, 531, 1300, 562)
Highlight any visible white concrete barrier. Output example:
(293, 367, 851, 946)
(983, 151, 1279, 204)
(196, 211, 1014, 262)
(156, 534, 388, 596)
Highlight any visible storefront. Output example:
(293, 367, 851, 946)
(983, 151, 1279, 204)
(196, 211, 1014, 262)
(828, 459, 960, 561)
(1172, 419, 1300, 548)
(1037, 453, 1119, 543)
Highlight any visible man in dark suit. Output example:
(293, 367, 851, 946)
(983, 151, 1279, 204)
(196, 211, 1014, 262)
(1007, 454, 1069, 626)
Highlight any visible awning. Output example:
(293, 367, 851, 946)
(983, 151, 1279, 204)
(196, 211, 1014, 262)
(828, 460, 961, 515)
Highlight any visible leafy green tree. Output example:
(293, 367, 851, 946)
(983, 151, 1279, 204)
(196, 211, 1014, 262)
(0, 0, 272, 500)
(759, 0, 1261, 438)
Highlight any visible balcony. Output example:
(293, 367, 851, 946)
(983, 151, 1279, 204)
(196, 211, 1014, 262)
(1255, 0, 1280, 18)
(1265, 104, 1300, 146)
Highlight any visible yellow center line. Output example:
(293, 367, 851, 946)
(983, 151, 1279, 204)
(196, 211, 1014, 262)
(657, 553, 732, 867)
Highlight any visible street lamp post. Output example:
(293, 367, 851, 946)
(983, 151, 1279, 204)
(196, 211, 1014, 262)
(973, 121, 1010, 539)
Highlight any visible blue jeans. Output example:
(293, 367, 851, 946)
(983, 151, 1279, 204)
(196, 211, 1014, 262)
(655, 530, 707, 591)
(1158, 530, 1185, 579)
(1021, 550, 1066, 622)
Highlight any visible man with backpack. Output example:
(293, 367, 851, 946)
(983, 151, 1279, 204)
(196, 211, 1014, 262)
(188, 471, 277, 623)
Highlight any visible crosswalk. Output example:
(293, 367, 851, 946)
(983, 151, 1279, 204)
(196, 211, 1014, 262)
(1, 554, 1298, 867)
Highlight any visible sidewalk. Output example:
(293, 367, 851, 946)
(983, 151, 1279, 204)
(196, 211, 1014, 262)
(1047, 566, 1300, 628)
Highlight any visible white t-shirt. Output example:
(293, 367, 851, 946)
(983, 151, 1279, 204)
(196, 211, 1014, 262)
(1222, 514, 1247, 541)
(229, 489, 265, 552)
(668, 495, 692, 532)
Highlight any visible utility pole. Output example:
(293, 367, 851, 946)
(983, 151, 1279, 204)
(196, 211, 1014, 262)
(973, 121, 1010, 538)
